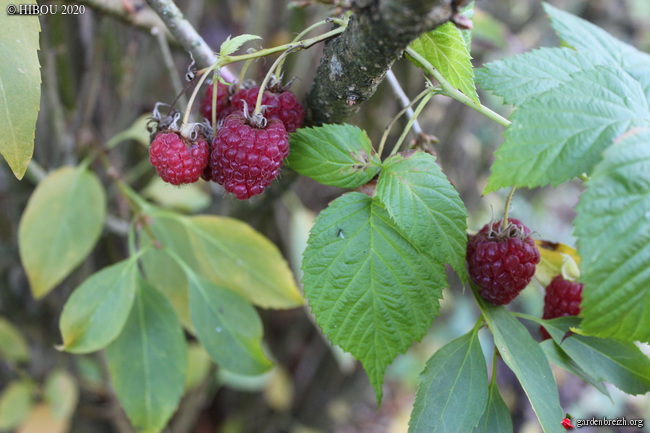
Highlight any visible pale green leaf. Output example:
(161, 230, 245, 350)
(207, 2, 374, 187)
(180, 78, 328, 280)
(485, 65, 650, 192)
(472, 375, 513, 433)
(575, 128, 650, 342)
(184, 343, 212, 391)
(303, 193, 447, 403)
(541, 317, 650, 395)
(544, 3, 650, 99)
(44, 370, 78, 420)
(0, 317, 29, 363)
(410, 22, 479, 103)
(409, 328, 488, 433)
(220, 34, 262, 57)
(287, 124, 381, 188)
(187, 272, 273, 375)
(0, 0, 40, 179)
(476, 47, 603, 106)
(19, 166, 106, 298)
(146, 210, 303, 309)
(479, 298, 564, 433)
(142, 177, 211, 213)
(59, 257, 138, 354)
(0, 381, 34, 431)
(376, 151, 468, 281)
(106, 279, 186, 433)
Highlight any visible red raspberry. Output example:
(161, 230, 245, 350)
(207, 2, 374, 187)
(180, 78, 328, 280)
(199, 81, 234, 122)
(466, 218, 540, 305)
(149, 131, 209, 185)
(540, 275, 583, 340)
(210, 113, 289, 200)
(230, 86, 304, 132)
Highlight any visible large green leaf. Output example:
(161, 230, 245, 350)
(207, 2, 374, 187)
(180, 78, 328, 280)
(575, 128, 650, 342)
(147, 210, 303, 309)
(0, 317, 29, 363)
(542, 317, 650, 395)
(303, 192, 447, 403)
(376, 151, 467, 281)
(106, 279, 186, 433)
(478, 299, 564, 433)
(476, 47, 602, 106)
(19, 166, 106, 298)
(59, 257, 138, 354)
(187, 272, 273, 375)
(543, 3, 650, 99)
(472, 372, 513, 433)
(0, 0, 40, 179)
(409, 328, 488, 433)
(410, 22, 479, 103)
(287, 124, 381, 188)
(485, 65, 650, 192)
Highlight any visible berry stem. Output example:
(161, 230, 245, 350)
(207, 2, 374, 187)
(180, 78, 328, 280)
(386, 69, 423, 136)
(501, 186, 517, 232)
(273, 18, 332, 78)
(253, 49, 296, 117)
(405, 47, 511, 128)
(182, 65, 216, 127)
(377, 89, 430, 157)
(389, 90, 434, 157)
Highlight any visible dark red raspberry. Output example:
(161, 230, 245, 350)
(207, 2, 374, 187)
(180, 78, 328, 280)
(149, 131, 209, 185)
(540, 275, 583, 340)
(230, 86, 304, 132)
(466, 218, 540, 305)
(199, 81, 234, 122)
(210, 113, 289, 200)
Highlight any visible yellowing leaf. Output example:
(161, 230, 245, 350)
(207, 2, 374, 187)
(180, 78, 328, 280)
(535, 240, 581, 286)
(0, 0, 40, 179)
(19, 166, 106, 298)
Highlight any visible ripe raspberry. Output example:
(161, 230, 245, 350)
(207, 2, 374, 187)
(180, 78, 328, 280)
(230, 86, 304, 132)
(149, 131, 209, 185)
(199, 81, 233, 122)
(466, 218, 540, 305)
(540, 275, 583, 340)
(210, 113, 289, 200)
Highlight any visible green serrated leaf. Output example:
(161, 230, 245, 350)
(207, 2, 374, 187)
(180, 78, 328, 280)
(0, 317, 29, 363)
(0, 380, 34, 430)
(543, 2, 650, 99)
(410, 22, 479, 103)
(409, 328, 488, 433)
(540, 339, 610, 399)
(478, 297, 564, 433)
(44, 370, 78, 421)
(541, 317, 650, 395)
(376, 151, 468, 282)
(106, 279, 186, 433)
(303, 192, 447, 403)
(148, 211, 303, 309)
(19, 166, 106, 298)
(59, 257, 138, 354)
(485, 65, 650, 192)
(187, 272, 273, 375)
(472, 374, 513, 433)
(0, 0, 40, 179)
(220, 34, 262, 57)
(476, 47, 604, 106)
(287, 124, 381, 188)
(575, 128, 650, 342)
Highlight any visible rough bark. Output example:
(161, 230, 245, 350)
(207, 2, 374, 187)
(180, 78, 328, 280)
(307, 0, 458, 125)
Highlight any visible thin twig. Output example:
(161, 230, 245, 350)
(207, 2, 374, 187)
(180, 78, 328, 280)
(385, 69, 422, 135)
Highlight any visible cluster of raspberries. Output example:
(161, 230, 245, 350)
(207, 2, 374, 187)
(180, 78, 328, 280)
(466, 218, 583, 339)
(148, 81, 304, 200)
